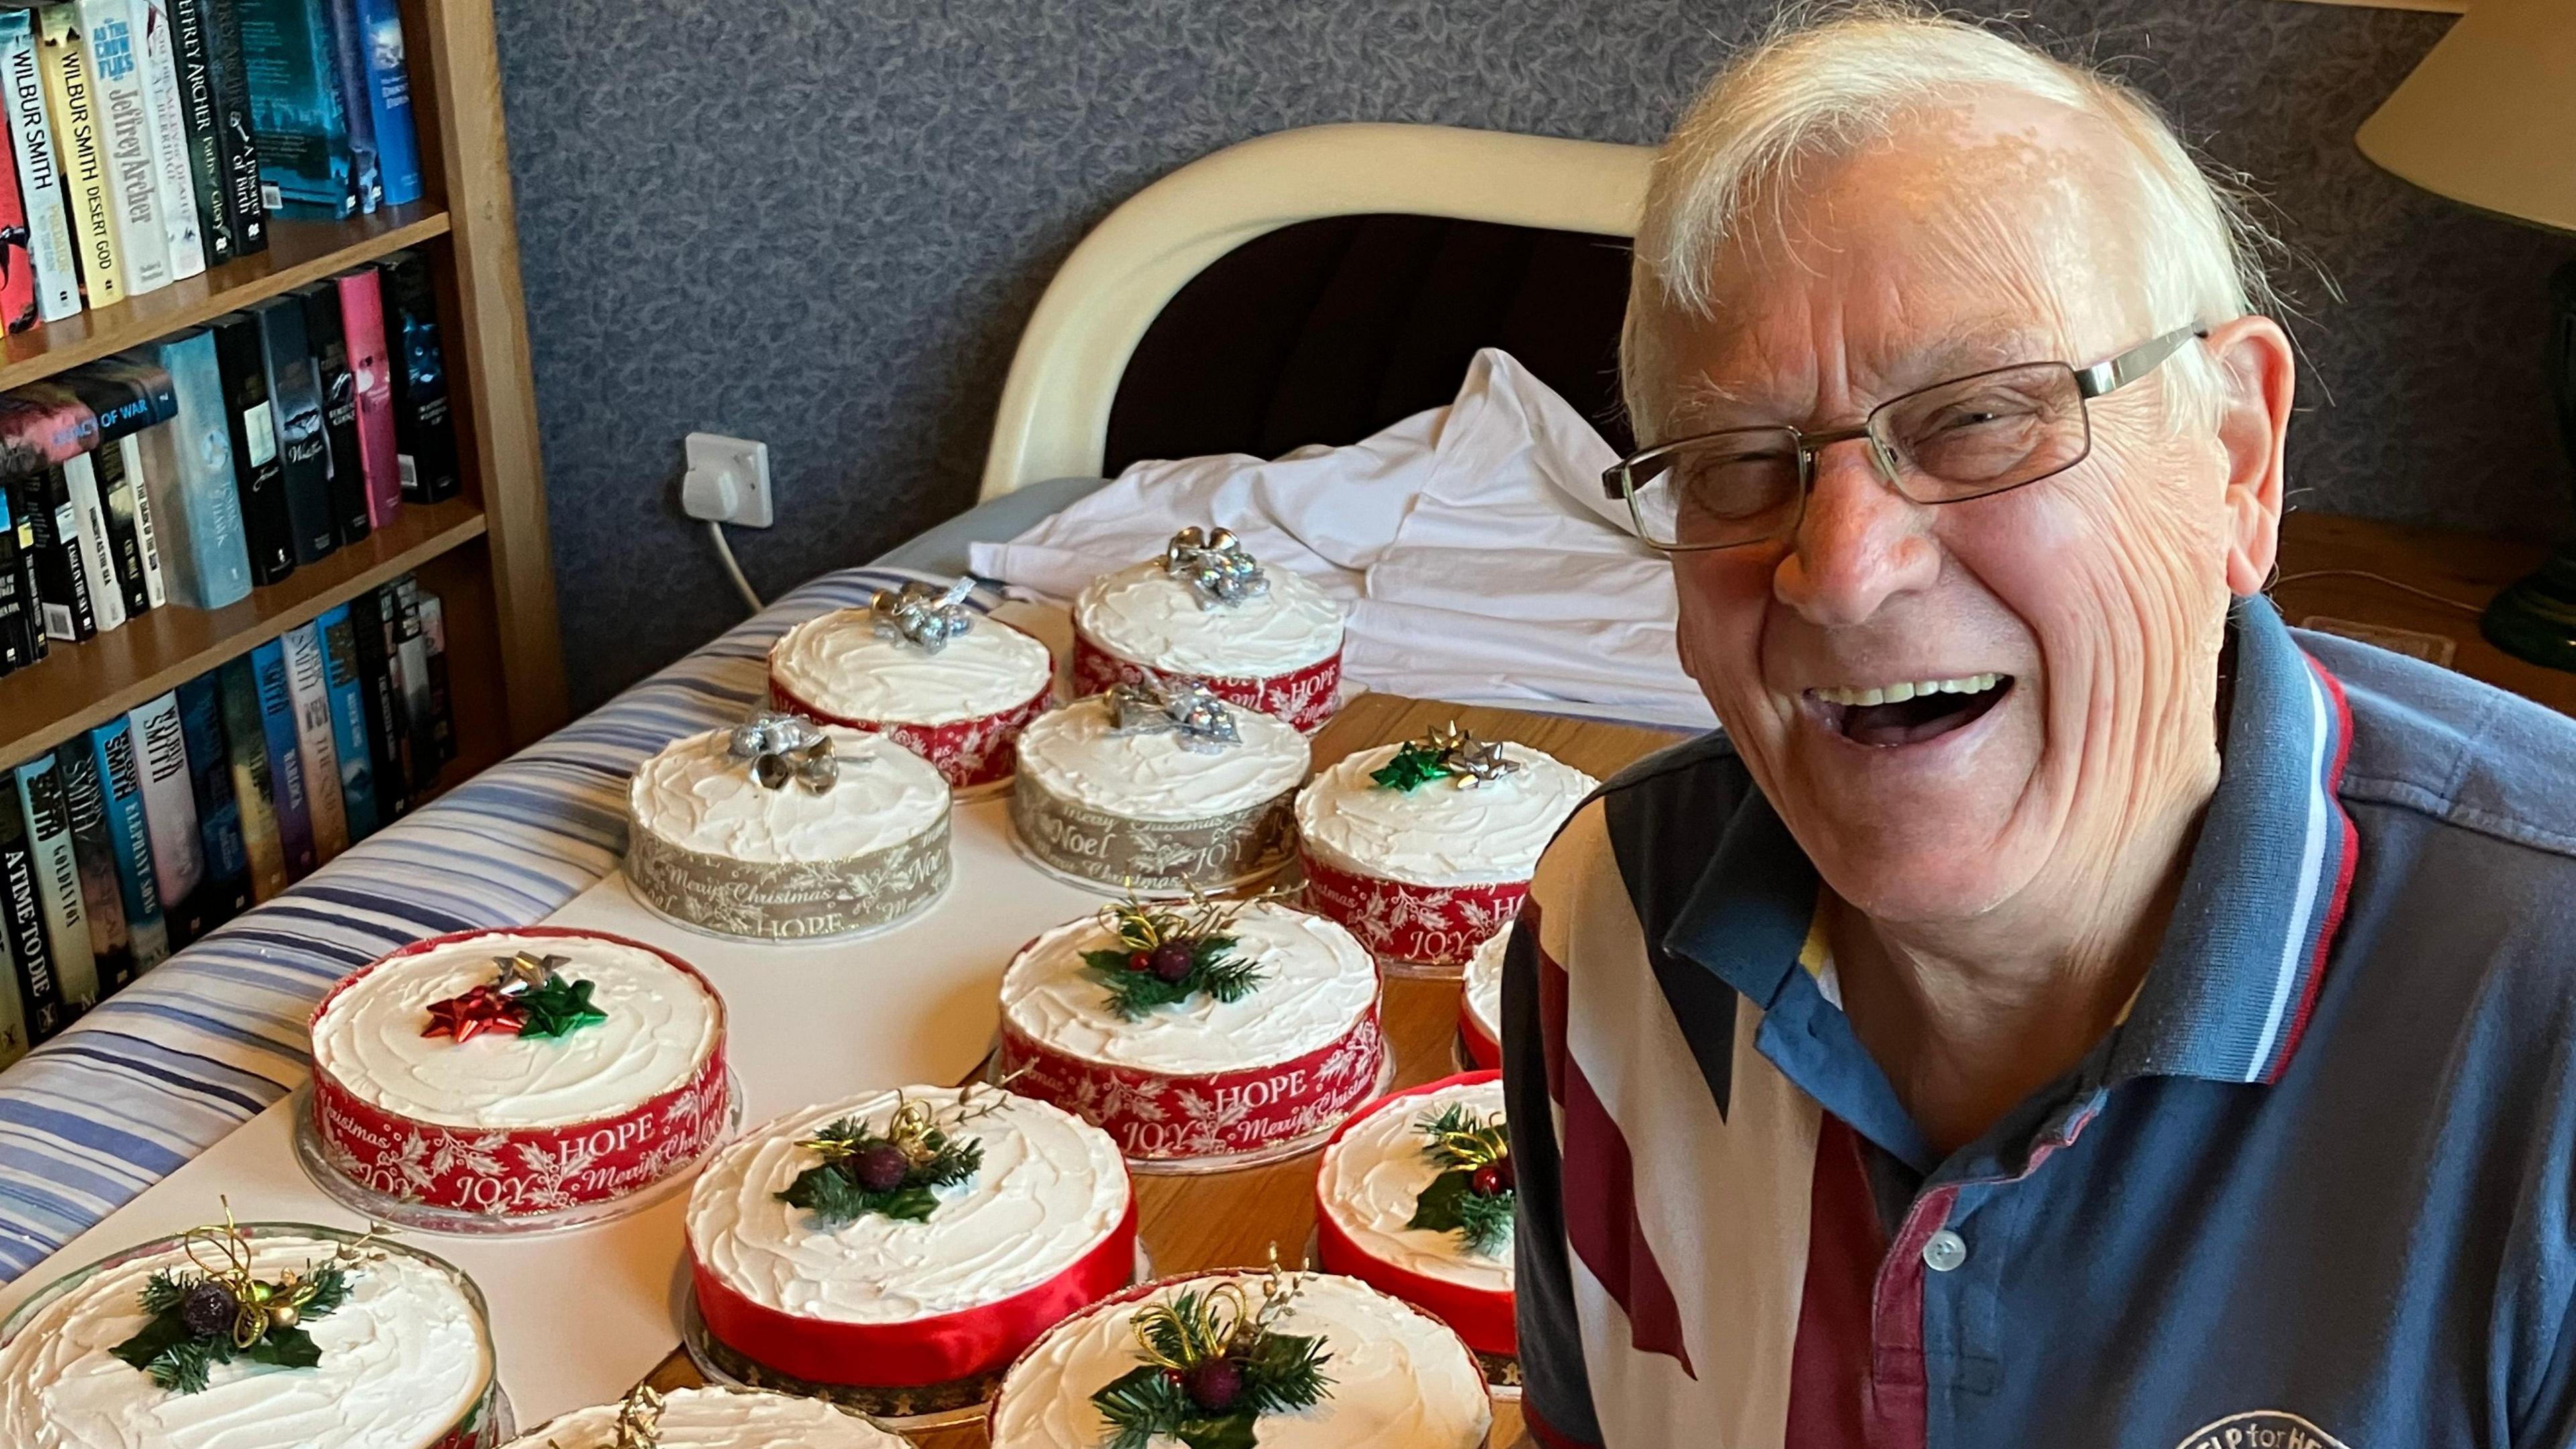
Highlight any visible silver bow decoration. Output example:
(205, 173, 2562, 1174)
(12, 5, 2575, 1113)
(727, 711, 847, 793)
(1163, 527, 1269, 609)
(490, 950, 570, 998)
(868, 577, 976, 652)
(1106, 679, 1241, 754)
(1427, 720, 1523, 787)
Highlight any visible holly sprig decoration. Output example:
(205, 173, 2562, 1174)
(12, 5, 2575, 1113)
(1369, 721, 1523, 793)
(110, 1205, 373, 1395)
(776, 1089, 1008, 1226)
(1080, 892, 1269, 1021)
(420, 951, 608, 1043)
(1405, 1104, 1516, 1258)
(1090, 1268, 1334, 1449)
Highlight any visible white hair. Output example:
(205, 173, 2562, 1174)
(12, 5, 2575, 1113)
(1623, 3, 2284, 442)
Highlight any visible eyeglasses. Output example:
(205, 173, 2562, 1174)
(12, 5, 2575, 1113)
(1601, 324, 2208, 553)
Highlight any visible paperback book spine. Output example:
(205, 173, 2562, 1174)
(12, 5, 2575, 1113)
(85, 717, 168, 975)
(248, 293, 333, 564)
(56, 743, 133, 992)
(332, 268, 398, 527)
(119, 433, 166, 608)
(133, 0, 205, 278)
(162, 0, 227, 262)
(127, 690, 205, 945)
(4, 480, 43, 663)
(201, 0, 261, 254)
(213, 653, 285, 900)
(56, 353, 178, 440)
(0, 953, 23, 1065)
(144, 329, 253, 608)
(315, 601, 375, 840)
(208, 310, 291, 584)
(247, 636, 315, 879)
(175, 673, 250, 932)
(1, 9, 81, 323)
(235, 0, 351, 217)
(385, 574, 429, 796)
(279, 619, 345, 861)
(14, 755, 98, 1012)
(345, 582, 403, 820)
(318, 0, 370, 211)
(0, 774, 64, 1042)
(36, 3, 120, 307)
(297, 280, 367, 543)
(350, 0, 409, 205)
(93, 436, 152, 616)
(62, 452, 127, 633)
(415, 588, 451, 768)
(77, 0, 174, 294)
(0, 76, 38, 333)
(376, 250, 454, 502)
(0, 486, 32, 673)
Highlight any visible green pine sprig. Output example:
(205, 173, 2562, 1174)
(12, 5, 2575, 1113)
(1369, 741, 1450, 793)
(111, 1262, 345, 1395)
(1089, 1283, 1333, 1449)
(1081, 934, 1265, 1021)
(1406, 1104, 1515, 1257)
(1415, 1104, 1511, 1171)
(776, 1112, 989, 1228)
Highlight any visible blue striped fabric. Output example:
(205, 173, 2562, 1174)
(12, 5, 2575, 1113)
(0, 567, 981, 1282)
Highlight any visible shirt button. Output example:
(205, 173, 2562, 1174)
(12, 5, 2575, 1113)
(1921, 1229, 1968, 1273)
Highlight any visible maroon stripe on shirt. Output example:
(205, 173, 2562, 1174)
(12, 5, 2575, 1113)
(1786, 1114, 1882, 1447)
(1558, 1047, 1697, 1377)
(1534, 900, 1570, 1105)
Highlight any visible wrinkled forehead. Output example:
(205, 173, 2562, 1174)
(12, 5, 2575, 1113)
(1650, 95, 2163, 427)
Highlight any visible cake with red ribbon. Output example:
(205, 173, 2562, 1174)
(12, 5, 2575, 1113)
(625, 714, 953, 941)
(1458, 927, 1507, 1070)
(1070, 527, 1345, 733)
(985, 1268, 1491, 1449)
(0, 1219, 504, 1448)
(1313, 1071, 1517, 1380)
(1009, 682, 1307, 894)
(500, 1385, 907, 1448)
(768, 578, 1055, 791)
(1297, 723, 1597, 970)
(996, 897, 1388, 1167)
(686, 1085, 1137, 1417)
(307, 927, 732, 1224)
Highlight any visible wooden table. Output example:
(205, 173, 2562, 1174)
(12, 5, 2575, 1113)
(636, 694, 1688, 1446)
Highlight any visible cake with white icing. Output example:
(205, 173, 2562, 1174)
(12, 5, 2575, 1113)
(307, 928, 732, 1223)
(1009, 682, 1307, 894)
(500, 1386, 906, 1449)
(986, 1270, 1490, 1449)
(1297, 724, 1597, 970)
(768, 579, 1055, 791)
(686, 1085, 1137, 1417)
(996, 898, 1388, 1167)
(1458, 928, 1508, 1070)
(625, 717, 952, 940)
(1313, 1073, 1517, 1377)
(1069, 527, 1346, 732)
(0, 1223, 500, 1449)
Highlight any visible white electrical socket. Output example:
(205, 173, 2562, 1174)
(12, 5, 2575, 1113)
(681, 433, 773, 527)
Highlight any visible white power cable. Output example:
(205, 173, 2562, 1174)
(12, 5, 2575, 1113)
(707, 521, 764, 612)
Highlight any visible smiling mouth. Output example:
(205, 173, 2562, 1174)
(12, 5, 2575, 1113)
(1807, 674, 2013, 747)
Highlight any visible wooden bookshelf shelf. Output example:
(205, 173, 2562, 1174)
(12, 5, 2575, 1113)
(0, 496, 487, 765)
(0, 206, 454, 393)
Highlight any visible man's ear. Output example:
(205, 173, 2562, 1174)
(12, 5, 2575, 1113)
(2202, 315, 2295, 597)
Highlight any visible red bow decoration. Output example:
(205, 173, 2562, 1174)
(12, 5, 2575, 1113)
(422, 985, 527, 1043)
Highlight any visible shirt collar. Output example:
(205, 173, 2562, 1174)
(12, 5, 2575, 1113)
(1664, 595, 2360, 1094)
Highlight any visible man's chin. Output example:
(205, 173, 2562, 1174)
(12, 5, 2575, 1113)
(1794, 816, 2035, 926)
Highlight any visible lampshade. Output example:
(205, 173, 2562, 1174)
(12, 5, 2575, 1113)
(2357, 0, 2576, 235)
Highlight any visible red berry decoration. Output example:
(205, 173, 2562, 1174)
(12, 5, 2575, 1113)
(178, 1280, 241, 1338)
(1182, 1355, 1244, 1413)
(853, 1142, 912, 1193)
(1149, 941, 1194, 983)
(1125, 950, 1152, 973)
(1471, 1159, 1514, 1197)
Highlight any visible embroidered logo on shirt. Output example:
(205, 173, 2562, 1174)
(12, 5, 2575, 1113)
(2174, 1411, 2351, 1449)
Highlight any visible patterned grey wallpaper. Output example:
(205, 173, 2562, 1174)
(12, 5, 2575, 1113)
(489, 0, 2575, 711)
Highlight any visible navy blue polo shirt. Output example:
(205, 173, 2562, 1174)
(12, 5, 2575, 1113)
(1501, 596, 2576, 1448)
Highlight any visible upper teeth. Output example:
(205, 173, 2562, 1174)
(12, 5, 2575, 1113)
(1811, 674, 2004, 708)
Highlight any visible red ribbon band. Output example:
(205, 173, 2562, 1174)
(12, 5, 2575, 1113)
(1311, 1069, 1516, 1357)
(1299, 853, 1530, 969)
(1458, 1004, 1501, 1071)
(767, 658, 1055, 790)
(1069, 628, 1342, 734)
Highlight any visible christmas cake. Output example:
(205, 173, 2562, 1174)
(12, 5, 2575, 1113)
(996, 897, 1389, 1167)
(0, 1218, 502, 1448)
(986, 1267, 1491, 1449)
(1297, 723, 1597, 970)
(500, 1385, 908, 1449)
(768, 578, 1055, 791)
(1313, 1072, 1517, 1377)
(625, 714, 953, 941)
(1070, 527, 1345, 732)
(686, 1084, 1137, 1417)
(1010, 681, 1307, 894)
(307, 927, 732, 1224)
(1458, 927, 1508, 1071)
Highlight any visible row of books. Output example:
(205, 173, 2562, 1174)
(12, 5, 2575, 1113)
(0, 570, 454, 1065)
(0, 0, 421, 332)
(0, 245, 454, 665)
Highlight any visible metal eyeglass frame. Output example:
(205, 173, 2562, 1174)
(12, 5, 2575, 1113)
(1600, 323, 2210, 552)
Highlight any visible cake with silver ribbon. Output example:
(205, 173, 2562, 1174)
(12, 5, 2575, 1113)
(768, 578, 1055, 791)
(1070, 527, 1346, 733)
(625, 716, 953, 941)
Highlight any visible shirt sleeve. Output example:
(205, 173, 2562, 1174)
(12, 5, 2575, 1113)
(1504, 907, 1607, 1448)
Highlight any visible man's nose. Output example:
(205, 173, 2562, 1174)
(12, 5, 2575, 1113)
(1772, 437, 1941, 627)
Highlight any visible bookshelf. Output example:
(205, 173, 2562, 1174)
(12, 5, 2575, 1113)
(0, 0, 564, 793)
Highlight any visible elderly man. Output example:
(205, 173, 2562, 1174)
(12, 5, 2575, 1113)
(1503, 9, 2576, 1449)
